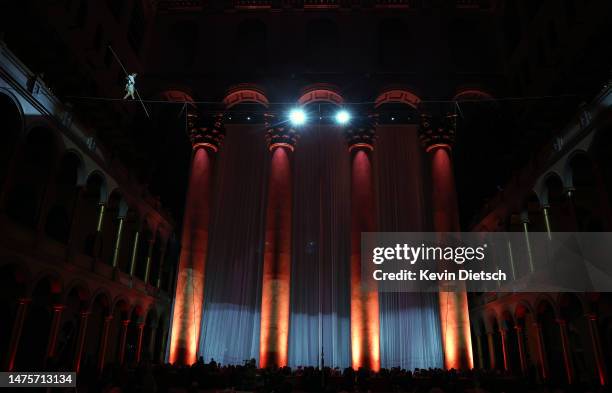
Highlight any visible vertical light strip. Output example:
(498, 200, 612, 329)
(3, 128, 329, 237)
(169, 146, 214, 365)
(260, 145, 293, 368)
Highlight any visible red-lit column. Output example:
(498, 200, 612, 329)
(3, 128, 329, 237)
(118, 319, 130, 365)
(6, 298, 30, 371)
(135, 322, 145, 363)
(558, 319, 574, 384)
(346, 117, 380, 371)
(44, 304, 65, 367)
(169, 112, 225, 365)
(533, 322, 549, 380)
(97, 315, 113, 374)
(259, 121, 297, 368)
(73, 312, 89, 372)
(515, 325, 528, 375)
(419, 113, 473, 370)
(499, 328, 509, 371)
(586, 313, 607, 385)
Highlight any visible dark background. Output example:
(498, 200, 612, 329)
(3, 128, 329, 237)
(1, 0, 611, 228)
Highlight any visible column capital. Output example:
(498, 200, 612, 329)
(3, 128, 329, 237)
(17, 298, 32, 305)
(418, 112, 457, 153)
(104, 315, 114, 322)
(122, 319, 131, 327)
(52, 304, 66, 312)
(188, 113, 226, 152)
(345, 114, 377, 152)
(265, 114, 298, 152)
(556, 318, 568, 326)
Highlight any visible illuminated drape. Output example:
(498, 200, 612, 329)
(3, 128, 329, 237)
(289, 125, 352, 368)
(198, 123, 443, 370)
(375, 125, 444, 370)
(199, 125, 268, 365)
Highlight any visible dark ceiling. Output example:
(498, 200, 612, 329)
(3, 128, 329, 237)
(1, 0, 612, 228)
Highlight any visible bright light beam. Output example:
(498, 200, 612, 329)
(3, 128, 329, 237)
(335, 110, 351, 125)
(289, 108, 307, 126)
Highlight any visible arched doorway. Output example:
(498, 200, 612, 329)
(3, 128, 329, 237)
(538, 299, 565, 383)
(106, 298, 130, 366)
(77, 173, 107, 258)
(501, 310, 521, 373)
(0, 263, 29, 368)
(489, 316, 504, 370)
(14, 274, 62, 370)
(81, 292, 111, 373)
(100, 190, 124, 265)
(560, 293, 597, 383)
(134, 227, 152, 281)
(56, 284, 89, 369)
(142, 308, 158, 361)
(154, 313, 168, 364)
(125, 306, 144, 365)
(516, 303, 540, 379)
(118, 209, 139, 273)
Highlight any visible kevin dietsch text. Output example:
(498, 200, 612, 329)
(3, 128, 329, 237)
(372, 269, 507, 282)
(370, 243, 507, 282)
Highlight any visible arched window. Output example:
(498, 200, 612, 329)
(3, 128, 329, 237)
(135, 227, 153, 280)
(80, 173, 107, 257)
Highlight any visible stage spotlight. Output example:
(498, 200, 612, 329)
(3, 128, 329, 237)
(335, 110, 351, 125)
(289, 108, 307, 126)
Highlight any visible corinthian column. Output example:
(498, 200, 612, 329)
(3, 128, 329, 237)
(169, 111, 225, 365)
(346, 115, 380, 371)
(419, 112, 473, 370)
(259, 118, 297, 368)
